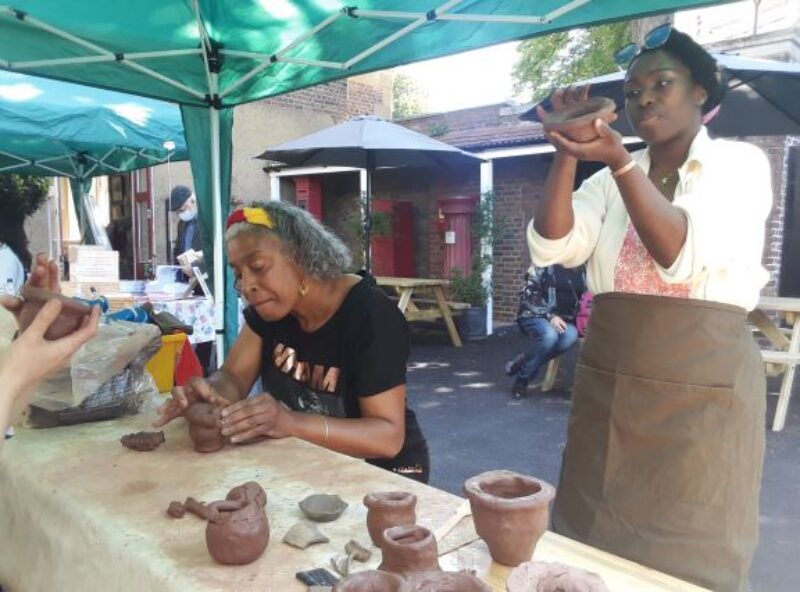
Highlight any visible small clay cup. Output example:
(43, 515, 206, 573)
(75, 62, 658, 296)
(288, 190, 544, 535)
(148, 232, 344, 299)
(334, 570, 404, 592)
(299, 493, 348, 522)
(400, 571, 490, 592)
(541, 96, 616, 142)
(464, 470, 555, 567)
(184, 402, 224, 453)
(363, 491, 417, 547)
(17, 285, 93, 340)
(378, 525, 440, 576)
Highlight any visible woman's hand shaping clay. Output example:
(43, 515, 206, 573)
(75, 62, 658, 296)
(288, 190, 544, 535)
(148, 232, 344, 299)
(219, 393, 293, 444)
(153, 376, 230, 428)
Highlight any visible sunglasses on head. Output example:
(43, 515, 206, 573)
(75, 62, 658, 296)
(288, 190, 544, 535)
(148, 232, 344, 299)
(613, 23, 673, 67)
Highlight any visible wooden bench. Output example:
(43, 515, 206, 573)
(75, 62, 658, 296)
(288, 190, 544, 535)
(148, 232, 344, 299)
(541, 337, 585, 393)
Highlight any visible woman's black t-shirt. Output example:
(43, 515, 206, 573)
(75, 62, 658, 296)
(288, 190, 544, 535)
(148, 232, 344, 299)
(243, 279, 428, 479)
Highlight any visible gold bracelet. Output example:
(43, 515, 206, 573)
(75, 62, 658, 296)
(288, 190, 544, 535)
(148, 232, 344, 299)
(611, 159, 637, 178)
(316, 414, 329, 447)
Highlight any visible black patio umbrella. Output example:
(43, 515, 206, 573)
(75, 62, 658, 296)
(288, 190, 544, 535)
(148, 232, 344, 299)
(521, 53, 800, 137)
(258, 115, 482, 273)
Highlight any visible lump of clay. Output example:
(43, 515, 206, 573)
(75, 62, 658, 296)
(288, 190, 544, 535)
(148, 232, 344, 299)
(205, 481, 269, 565)
(334, 570, 404, 592)
(166, 501, 186, 518)
(17, 285, 94, 340)
(120, 430, 165, 451)
(363, 491, 417, 547)
(183, 402, 224, 453)
(378, 525, 440, 576)
(283, 521, 330, 549)
(401, 571, 491, 592)
(464, 470, 555, 567)
(541, 97, 617, 143)
(300, 493, 348, 522)
(506, 561, 608, 592)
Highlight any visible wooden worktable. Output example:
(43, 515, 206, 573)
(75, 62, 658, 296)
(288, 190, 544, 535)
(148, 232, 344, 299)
(0, 414, 706, 591)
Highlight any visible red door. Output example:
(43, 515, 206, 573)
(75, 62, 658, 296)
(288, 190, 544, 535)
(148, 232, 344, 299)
(131, 168, 154, 279)
(439, 196, 478, 278)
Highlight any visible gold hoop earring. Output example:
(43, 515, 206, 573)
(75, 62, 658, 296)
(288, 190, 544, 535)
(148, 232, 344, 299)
(298, 281, 308, 297)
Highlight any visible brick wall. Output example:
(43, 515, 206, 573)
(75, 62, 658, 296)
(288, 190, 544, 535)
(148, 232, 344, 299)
(263, 81, 349, 121)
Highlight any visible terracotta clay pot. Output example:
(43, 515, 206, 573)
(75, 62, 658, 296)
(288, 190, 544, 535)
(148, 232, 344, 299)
(378, 525, 440, 576)
(463, 470, 555, 567)
(400, 571, 490, 592)
(184, 402, 224, 453)
(17, 285, 93, 340)
(542, 96, 617, 142)
(205, 481, 269, 565)
(334, 570, 404, 592)
(363, 491, 417, 547)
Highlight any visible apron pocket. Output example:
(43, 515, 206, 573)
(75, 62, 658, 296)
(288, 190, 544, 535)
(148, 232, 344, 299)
(603, 370, 733, 508)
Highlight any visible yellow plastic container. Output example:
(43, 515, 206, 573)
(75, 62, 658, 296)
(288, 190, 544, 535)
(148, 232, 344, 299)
(145, 333, 188, 394)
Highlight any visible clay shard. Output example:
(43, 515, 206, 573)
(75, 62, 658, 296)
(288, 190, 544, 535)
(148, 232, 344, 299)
(18, 285, 93, 340)
(401, 571, 491, 592)
(378, 525, 441, 576)
(345, 540, 372, 562)
(333, 570, 404, 592)
(331, 554, 352, 577)
(120, 430, 165, 451)
(299, 493, 349, 522)
(506, 561, 609, 592)
(541, 97, 617, 143)
(183, 402, 225, 453)
(206, 481, 269, 565)
(283, 521, 330, 549)
(166, 501, 186, 518)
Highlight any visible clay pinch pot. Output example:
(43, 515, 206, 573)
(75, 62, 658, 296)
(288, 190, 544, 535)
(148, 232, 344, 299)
(464, 470, 555, 567)
(541, 96, 617, 143)
(400, 571, 490, 592)
(17, 285, 93, 340)
(506, 560, 609, 592)
(378, 525, 441, 576)
(363, 491, 417, 547)
(183, 402, 224, 453)
(299, 493, 349, 522)
(205, 481, 269, 565)
(334, 570, 404, 592)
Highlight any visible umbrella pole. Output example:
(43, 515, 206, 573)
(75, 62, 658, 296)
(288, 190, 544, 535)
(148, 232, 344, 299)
(210, 103, 225, 366)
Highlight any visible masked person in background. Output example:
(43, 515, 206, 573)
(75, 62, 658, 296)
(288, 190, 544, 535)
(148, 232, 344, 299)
(170, 185, 204, 281)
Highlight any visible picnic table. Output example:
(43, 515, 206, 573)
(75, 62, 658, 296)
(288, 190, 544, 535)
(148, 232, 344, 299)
(376, 276, 464, 347)
(748, 296, 800, 431)
(0, 412, 707, 591)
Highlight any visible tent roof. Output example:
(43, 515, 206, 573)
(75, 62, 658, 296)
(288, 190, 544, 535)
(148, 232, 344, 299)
(0, 1, 734, 108)
(0, 70, 187, 178)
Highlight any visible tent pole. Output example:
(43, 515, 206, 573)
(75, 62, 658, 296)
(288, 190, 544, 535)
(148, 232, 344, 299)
(210, 96, 225, 366)
(480, 159, 494, 336)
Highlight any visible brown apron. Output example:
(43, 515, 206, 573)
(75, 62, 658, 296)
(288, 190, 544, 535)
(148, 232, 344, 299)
(553, 293, 765, 591)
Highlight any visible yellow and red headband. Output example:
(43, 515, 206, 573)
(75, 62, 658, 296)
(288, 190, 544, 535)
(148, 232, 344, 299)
(226, 207, 275, 231)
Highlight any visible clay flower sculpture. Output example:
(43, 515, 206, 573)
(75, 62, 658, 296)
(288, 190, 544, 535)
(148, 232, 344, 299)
(334, 570, 404, 592)
(120, 431, 165, 451)
(506, 561, 609, 592)
(183, 401, 225, 453)
(363, 491, 417, 547)
(205, 482, 269, 565)
(401, 571, 491, 592)
(17, 285, 93, 340)
(541, 96, 617, 143)
(464, 470, 556, 567)
(378, 525, 441, 576)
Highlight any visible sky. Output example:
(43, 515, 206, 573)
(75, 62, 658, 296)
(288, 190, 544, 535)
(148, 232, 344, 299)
(397, 40, 522, 114)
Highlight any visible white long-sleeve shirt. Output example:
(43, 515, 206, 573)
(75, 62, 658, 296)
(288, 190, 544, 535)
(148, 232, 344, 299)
(0, 244, 24, 295)
(528, 127, 772, 311)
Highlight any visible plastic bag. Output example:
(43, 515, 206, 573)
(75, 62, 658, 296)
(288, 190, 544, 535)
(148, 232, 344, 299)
(28, 320, 161, 418)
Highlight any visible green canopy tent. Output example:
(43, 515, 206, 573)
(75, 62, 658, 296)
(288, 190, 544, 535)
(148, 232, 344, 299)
(0, 0, 734, 359)
(0, 69, 187, 245)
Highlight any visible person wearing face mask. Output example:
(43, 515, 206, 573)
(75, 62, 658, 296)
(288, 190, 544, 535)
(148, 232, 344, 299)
(530, 26, 770, 591)
(169, 185, 204, 281)
(153, 201, 430, 483)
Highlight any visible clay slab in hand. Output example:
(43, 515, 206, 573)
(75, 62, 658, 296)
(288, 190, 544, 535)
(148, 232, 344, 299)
(18, 285, 93, 340)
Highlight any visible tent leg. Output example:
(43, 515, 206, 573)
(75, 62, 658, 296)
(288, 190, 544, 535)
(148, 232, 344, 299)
(210, 104, 225, 366)
(480, 159, 494, 336)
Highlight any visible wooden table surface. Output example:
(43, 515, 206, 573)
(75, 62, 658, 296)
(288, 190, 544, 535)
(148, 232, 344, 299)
(375, 277, 450, 289)
(0, 413, 706, 591)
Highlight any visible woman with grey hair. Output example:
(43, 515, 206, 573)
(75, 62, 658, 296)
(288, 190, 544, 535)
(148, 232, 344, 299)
(155, 201, 430, 483)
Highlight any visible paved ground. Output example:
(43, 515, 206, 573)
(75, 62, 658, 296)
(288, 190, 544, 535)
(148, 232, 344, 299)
(405, 326, 800, 592)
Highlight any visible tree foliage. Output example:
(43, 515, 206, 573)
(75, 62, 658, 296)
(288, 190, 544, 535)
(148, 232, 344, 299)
(392, 73, 427, 120)
(512, 22, 631, 102)
(0, 174, 50, 219)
